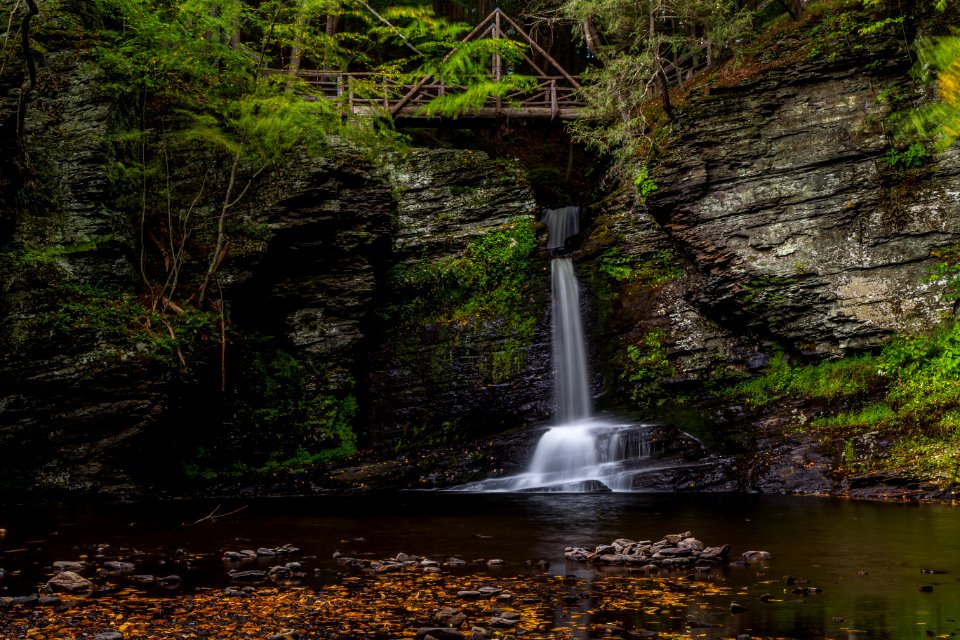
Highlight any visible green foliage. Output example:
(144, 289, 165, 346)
(563, 0, 754, 182)
(386, 218, 539, 322)
(882, 142, 929, 170)
(189, 345, 360, 479)
(384, 218, 540, 387)
(728, 352, 883, 408)
(810, 403, 895, 432)
(40, 283, 218, 366)
(904, 35, 960, 151)
(723, 316, 960, 486)
(622, 329, 674, 407)
(632, 167, 658, 201)
(927, 243, 960, 300)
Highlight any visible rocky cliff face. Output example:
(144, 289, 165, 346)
(0, 16, 551, 493)
(583, 23, 960, 401)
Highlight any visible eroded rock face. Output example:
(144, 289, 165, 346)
(650, 53, 960, 356)
(0, 44, 161, 496)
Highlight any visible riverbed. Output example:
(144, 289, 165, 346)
(2, 493, 959, 639)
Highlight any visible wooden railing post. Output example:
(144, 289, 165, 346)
(550, 80, 557, 120)
(348, 75, 354, 115)
(494, 9, 502, 115)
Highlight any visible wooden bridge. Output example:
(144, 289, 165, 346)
(293, 8, 586, 120)
(289, 3, 777, 121)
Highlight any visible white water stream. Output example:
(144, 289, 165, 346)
(459, 206, 658, 492)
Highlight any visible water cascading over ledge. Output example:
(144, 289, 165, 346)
(457, 206, 673, 493)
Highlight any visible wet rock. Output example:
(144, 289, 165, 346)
(416, 627, 465, 640)
(228, 570, 266, 581)
(730, 602, 748, 614)
(742, 551, 772, 563)
(45, 571, 94, 594)
(13, 595, 39, 606)
(486, 559, 504, 567)
(256, 548, 278, 557)
(759, 593, 775, 602)
(919, 585, 934, 592)
(470, 627, 492, 640)
(268, 566, 292, 579)
(38, 596, 62, 606)
(457, 591, 482, 600)
(477, 587, 503, 597)
(446, 557, 467, 567)
(93, 633, 124, 640)
(104, 561, 136, 573)
(265, 631, 300, 640)
(131, 575, 156, 584)
(489, 615, 519, 628)
(52, 561, 86, 573)
(434, 607, 467, 627)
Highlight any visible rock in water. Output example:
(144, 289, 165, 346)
(45, 571, 94, 594)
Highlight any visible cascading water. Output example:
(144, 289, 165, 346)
(457, 206, 660, 493)
(551, 257, 590, 424)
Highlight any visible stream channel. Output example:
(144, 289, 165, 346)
(2, 492, 960, 639)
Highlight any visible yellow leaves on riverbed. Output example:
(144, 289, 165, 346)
(0, 570, 737, 639)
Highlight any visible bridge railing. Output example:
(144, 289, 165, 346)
(288, 70, 586, 119)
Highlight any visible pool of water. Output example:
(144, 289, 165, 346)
(2, 492, 959, 638)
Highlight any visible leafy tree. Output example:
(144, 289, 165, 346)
(560, 0, 753, 185)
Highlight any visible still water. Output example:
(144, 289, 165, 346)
(2, 492, 959, 638)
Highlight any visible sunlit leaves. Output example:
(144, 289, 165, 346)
(908, 36, 960, 150)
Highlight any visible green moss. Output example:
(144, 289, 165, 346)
(740, 274, 795, 314)
(385, 217, 539, 323)
(622, 329, 675, 408)
(596, 248, 683, 285)
(383, 217, 540, 386)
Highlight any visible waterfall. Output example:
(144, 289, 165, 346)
(454, 205, 659, 493)
(551, 258, 590, 423)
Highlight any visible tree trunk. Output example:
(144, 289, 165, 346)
(289, 0, 308, 80)
(582, 17, 600, 57)
(649, 0, 672, 118)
